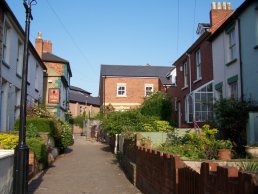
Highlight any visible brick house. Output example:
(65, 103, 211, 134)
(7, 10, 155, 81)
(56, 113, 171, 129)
(35, 33, 72, 120)
(0, 1, 46, 131)
(69, 85, 100, 117)
(169, 2, 233, 128)
(99, 64, 175, 111)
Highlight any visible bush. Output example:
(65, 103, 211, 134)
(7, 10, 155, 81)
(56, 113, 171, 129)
(0, 133, 18, 149)
(73, 115, 85, 128)
(15, 118, 56, 136)
(55, 121, 74, 151)
(27, 138, 47, 167)
(140, 92, 173, 123)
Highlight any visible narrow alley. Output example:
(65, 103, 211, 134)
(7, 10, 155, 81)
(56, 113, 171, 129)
(28, 136, 141, 194)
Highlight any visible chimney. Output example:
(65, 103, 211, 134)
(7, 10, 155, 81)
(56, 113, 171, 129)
(35, 32, 53, 58)
(210, 2, 233, 31)
(35, 32, 43, 58)
(43, 40, 52, 53)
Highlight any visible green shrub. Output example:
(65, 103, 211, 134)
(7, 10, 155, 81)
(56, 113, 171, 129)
(73, 115, 85, 128)
(15, 118, 56, 136)
(27, 137, 47, 167)
(26, 123, 40, 138)
(0, 133, 18, 149)
(140, 92, 173, 123)
(55, 121, 74, 151)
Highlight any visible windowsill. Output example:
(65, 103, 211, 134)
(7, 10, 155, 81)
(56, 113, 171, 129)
(116, 95, 127, 98)
(193, 78, 202, 84)
(35, 88, 39, 93)
(2, 61, 10, 69)
(225, 58, 237, 66)
(16, 73, 22, 79)
(254, 45, 258, 50)
(181, 86, 188, 91)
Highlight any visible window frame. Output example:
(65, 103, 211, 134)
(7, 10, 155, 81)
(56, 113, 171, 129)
(195, 49, 202, 80)
(16, 39, 23, 76)
(183, 62, 189, 87)
(2, 19, 11, 65)
(117, 83, 126, 97)
(228, 28, 236, 61)
(229, 81, 238, 99)
(145, 84, 154, 96)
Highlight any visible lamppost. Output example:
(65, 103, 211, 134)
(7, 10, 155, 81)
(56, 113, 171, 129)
(13, 1, 37, 193)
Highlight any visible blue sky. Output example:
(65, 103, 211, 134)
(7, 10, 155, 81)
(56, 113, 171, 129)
(6, 0, 244, 96)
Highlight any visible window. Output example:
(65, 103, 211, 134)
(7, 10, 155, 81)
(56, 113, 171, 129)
(227, 75, 238, 99)
(117, 83, 126, 97)
(195, 49, 201, 80)
(228, 28, 236, 61)
(183, 62, 189, 87)
(145, 84, 153, 96)
(194, 83, 213, 122)
(215, 82, 223, 99)
(35, 63, 39, 90)
(184, 82, 213, 123)
(2, 21, 11, 64)
(229, 82, 238, 99)
(16, 40, 23, 76)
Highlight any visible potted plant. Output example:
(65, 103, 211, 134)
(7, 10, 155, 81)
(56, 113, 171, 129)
(216, 140, 233, 160)
(244, 144, 258, 158)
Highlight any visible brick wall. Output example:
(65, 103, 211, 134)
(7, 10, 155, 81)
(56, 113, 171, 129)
(103, 77, 161, 110)
(121, 143, 258, 194)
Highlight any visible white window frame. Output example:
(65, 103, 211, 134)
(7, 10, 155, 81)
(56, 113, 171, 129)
(16, 39, 23, 76)
(2, 19, 11, 65)
(228, 28, 236, 61)
(117, 83, 126, 97)
(145, 84, 153, 96)
(195, 49, 202, 80)
(183, 62, 189, 87)
(229, 81, 238, 99)
(35, 63, 39, 90)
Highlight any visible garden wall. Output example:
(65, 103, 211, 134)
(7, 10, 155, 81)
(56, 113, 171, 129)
(134, 146, 258, 194)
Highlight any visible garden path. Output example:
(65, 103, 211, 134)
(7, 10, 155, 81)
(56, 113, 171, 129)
(28, 135, 141, 194)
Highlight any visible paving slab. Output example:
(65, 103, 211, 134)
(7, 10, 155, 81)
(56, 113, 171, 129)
(28, 135, 141, 194)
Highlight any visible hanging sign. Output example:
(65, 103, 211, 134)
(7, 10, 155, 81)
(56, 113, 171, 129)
(48, 88, 60, 104)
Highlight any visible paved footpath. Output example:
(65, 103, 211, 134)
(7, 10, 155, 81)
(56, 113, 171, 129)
(28, 135, 141, 194)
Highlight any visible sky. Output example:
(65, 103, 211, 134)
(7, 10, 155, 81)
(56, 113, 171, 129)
(6, 0, 244, 96)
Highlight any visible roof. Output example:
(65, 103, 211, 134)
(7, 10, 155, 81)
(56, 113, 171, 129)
(42, 52, 72, 76)
(0, 1, 46, 70)
(100, 64, 174, 85)
(209, 0, 256, 41)
(70, 86, 91, 95)
(69, 90, 100, 107)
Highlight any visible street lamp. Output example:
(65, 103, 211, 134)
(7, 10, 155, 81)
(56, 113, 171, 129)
(13, 1, 37, 193)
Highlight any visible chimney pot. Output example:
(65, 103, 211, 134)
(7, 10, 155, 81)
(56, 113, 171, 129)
(212, 2, 216, 9)
(222, 2, 227, 10)
(37, 32, 42, 39)
(217, 2, 221, 9)
(227, 2, 231, 10)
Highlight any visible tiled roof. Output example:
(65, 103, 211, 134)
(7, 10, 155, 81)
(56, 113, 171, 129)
(100, 64, 174, 85)
(69, 90, 100, 107)
(70, 86, 91, 95)
(42, 52, 69, 64)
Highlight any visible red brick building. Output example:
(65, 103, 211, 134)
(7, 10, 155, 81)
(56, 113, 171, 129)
(99, 64, 175, 111)
(169, 2, 233, 127)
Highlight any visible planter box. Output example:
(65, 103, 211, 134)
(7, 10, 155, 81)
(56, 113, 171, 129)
(0, 149, 14, 194)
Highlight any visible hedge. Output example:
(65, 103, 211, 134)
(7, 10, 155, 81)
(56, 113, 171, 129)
(15, 118, 55, 136)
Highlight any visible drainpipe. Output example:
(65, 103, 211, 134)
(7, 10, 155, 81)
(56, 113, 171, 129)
(103, 76, 106, 114)
(186, 53, 194, 123)
(237, 18, 244, 101)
